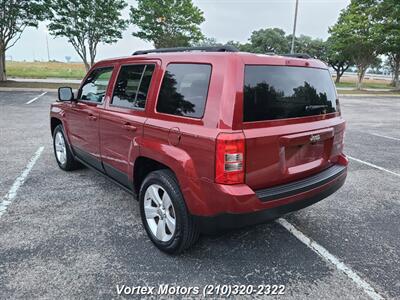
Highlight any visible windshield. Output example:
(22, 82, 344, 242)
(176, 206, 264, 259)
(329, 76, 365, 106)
(243, 65, 337, 122)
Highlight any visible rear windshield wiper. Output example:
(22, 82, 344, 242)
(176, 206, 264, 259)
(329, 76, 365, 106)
(305, 105, 328, 112)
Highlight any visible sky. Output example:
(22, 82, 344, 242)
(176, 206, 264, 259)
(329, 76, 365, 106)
(6, 0, 350, 62)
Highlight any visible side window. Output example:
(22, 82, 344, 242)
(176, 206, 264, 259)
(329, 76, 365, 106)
(136, 65, 155, 108)
(80, 67, 113, 103)
(156, 63, 211, 118)
(112, 64, 155, 109)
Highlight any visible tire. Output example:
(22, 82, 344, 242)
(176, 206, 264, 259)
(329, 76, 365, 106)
(53, 124, 80, 171)
(139, 169, 199, 254)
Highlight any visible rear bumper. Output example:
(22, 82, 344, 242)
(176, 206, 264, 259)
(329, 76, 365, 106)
(255, 164, 346, 202)
(192, 163, 347, 234)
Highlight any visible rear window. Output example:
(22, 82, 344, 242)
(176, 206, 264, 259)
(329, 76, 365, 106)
(243, 66, 337, 122)
(156, 63, 211, 118)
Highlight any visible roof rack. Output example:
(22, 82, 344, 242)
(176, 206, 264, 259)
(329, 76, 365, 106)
(132, 45, 239, 55)
(282, 53, 312, 59)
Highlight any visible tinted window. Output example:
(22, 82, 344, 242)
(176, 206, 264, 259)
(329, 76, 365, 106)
(243, 66, 337, 122)
(112, 64, 155, 109)
(156, 64, 211, 118)
(80, 67, 113, 102)
(137, 65, 155, 108)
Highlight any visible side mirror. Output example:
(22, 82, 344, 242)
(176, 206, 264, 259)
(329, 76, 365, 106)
(58, 87, 74, 101)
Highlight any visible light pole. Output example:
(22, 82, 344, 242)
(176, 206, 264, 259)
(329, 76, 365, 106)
(290, 0, 299, 54)
(44, 29, 51, 61)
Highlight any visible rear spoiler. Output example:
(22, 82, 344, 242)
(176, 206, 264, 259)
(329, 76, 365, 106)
(282, 53, 311, 59)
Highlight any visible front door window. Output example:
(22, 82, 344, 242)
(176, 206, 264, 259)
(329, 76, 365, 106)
(79, 67, 114, 103)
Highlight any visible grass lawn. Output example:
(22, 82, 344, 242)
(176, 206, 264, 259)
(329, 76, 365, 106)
(6, 61, 86, 79)
(336, 81, 392, 89)
(334, 75, 393, 89)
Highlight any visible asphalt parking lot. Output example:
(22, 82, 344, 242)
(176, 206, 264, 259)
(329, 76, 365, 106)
(0, 91, 399, 299)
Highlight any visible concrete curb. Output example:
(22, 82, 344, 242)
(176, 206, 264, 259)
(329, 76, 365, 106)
(0, 87, 58, 92)
(338, 94, 400, 98)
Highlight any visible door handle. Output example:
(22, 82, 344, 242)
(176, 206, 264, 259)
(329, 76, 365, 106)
(123, 123, 137, 132)
(87, 114, 97, 121)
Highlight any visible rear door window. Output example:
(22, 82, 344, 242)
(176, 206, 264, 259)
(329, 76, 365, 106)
(156, 63, 211, 118)
(243, 66, 337, 122)
(112, 64, 155, 109)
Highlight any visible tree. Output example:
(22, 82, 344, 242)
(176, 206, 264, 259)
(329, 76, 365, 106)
(387, 54, 400, 88)
(192, 37, 222, 47)
(247, 28, 290, 54)
(329, 0, 380, 89)
(130, 0, 204, 48)
(47, 0, 128, 71)
(292, 35, 327, 59)
(368, 56, 383, 74)
(374, 0, 400, 89)
(235, 29, 327, 58)
(226, 40, 252, 52)
(0, 0, 47, 81)
(386, 54, 400, 87)
(325, 36, 353, 83)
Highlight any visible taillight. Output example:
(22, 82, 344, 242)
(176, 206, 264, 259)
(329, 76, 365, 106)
(332, 130, 344, 156)
(215, 132, 245, 184)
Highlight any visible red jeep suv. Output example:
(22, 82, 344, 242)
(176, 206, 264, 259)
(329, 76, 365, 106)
(50, 46, 348, 253)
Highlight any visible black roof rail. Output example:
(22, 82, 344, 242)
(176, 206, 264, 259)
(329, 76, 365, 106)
(132, 45, 239, 55)
(282, 53, 312, 59)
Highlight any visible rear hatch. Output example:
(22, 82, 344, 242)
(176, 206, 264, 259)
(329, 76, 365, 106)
(242, 65, 345, 190)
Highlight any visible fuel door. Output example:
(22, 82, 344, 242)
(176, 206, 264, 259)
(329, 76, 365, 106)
(168, 127, 181, 146)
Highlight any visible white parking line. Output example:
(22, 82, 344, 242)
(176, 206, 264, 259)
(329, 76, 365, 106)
(276, 218, 384, 300)
(0, 146, 44, 218)
(26, 92, 47, 104)
(348, 156, 400, 177)
(369, 133, 400, 141)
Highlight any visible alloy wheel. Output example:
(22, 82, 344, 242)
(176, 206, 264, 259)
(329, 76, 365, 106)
(144, 184, 176, 242)
(55, 131, 67, 165)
